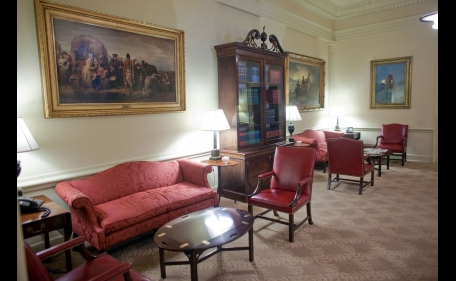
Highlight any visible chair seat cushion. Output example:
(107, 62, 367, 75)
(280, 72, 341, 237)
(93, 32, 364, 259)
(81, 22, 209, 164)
(376, 143, 404, 153)
(248, 189, 311, 214)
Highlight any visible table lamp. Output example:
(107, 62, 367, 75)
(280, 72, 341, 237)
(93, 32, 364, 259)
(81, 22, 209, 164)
(285, 105, 301, 142)
(17, 117, 39, 195)
(201, 109, 230, 161)
(330, 106, 346, 131)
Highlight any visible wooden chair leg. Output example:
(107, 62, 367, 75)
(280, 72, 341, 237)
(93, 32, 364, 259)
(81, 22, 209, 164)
(306, 202, 313, 225)
(327, 173, 332, 190)
(359, 176, 363, 195)
(371, 171, 374, 186)
(273, 210, 279, 216)
(289, 214, 294, 242)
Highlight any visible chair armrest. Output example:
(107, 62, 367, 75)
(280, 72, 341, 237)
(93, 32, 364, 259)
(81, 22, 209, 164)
(249, 171, 274, 197)
(258, 171, 274, 179)
(374, 136, 383, 147)
(88, 262, 133, 281)
(36, 236, 86, 261)
(177, 159, 213, 188)
(290, 177, 313, 208)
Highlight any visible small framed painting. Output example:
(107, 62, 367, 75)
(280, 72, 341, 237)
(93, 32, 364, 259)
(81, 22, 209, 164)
(285, 52, 325, 112)
(370, 56, 412, 109)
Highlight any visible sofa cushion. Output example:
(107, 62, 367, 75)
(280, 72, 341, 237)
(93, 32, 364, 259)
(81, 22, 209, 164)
(94, 182, 215, 234)
(70, 161, 184, 205)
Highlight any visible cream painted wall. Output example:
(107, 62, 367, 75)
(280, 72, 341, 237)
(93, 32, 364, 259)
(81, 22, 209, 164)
(331, 25, 438, 161)
(17, 0, 437, 278)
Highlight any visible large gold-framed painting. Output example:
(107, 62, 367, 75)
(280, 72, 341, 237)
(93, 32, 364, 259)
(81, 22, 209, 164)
(285, 52, 325, 112)
(34, 0, 186, 118)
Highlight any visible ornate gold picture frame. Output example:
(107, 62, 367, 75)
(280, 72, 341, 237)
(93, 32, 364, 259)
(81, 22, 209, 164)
(370, 56, 412, 109)
(34, 0, 185, 118)
(285, 52, 325, 112)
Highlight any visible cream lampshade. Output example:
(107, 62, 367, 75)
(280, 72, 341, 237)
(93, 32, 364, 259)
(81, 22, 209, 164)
(17, 117, 39, 195)
(201, 109, 230, 160)
(285, 105, 301, 142)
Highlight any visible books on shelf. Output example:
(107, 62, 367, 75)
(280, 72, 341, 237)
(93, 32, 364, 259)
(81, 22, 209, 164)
(238, 63, 247, 82)
(269, 69, 282, 84)
(239, 130, 261, 146)
(239, 88, 260, 103)
(266, 89, 280, 103)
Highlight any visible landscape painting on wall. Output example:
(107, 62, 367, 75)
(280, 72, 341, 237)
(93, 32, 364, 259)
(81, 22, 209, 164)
(285, 52, 325, 112)
(34, 0, 185, 118)
(370, 56, 412, 109)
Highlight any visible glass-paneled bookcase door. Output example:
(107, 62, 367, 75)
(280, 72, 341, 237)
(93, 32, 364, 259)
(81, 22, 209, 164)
(265, 63, 284, 144)
(238, 60, 262, 148)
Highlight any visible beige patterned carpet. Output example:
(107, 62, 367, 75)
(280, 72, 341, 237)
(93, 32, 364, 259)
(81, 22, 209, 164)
(47, 160, 438, 281)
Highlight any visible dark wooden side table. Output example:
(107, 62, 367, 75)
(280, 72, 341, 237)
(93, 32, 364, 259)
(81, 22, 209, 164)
(344, 132, 361, 140)
(21, 195, 73, 272)
(201, 159, 238, 205)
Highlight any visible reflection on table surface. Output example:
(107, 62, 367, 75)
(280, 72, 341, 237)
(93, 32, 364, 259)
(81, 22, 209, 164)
(155, 207, 252, 249)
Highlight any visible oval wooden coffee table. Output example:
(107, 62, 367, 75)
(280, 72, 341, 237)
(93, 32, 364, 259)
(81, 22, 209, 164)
(154, 207, 254, 281)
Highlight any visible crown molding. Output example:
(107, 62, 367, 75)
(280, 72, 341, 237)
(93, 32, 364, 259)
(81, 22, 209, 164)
(209, 0, 432, 42)
(209, 0, 262, 16)
(335, 14, 425, 41)
(261, 1, 334, 40)
(209, 0, 334, 40)
(290, 0, 435, 21)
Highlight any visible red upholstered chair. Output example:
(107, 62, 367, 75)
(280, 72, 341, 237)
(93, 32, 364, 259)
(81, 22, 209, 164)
(293, 129, 345, 173)
(24, 236, 151, 281)
(374, 123, 408, 166)
(326, 138, 375, 195)
(247, 146, 316, 242)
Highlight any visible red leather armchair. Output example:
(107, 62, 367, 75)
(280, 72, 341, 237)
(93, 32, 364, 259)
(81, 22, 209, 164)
(293, 129, 345, 173)
(326, 137, 374, 195)
(247, 146, 316, 242)
(374, 123, 408, 166)
(24, 236, 151, 281)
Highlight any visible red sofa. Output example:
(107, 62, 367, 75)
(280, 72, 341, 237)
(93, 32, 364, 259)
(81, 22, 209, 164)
(55, 159, 218, 252)
(293, 129, 345, 172)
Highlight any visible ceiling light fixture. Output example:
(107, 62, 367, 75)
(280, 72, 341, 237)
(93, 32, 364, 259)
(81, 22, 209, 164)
(419, 12, 438, 29)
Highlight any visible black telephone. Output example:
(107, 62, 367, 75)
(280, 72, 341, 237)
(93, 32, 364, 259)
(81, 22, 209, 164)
(18, 196, 50, 217)
(346, 127, 354, 133)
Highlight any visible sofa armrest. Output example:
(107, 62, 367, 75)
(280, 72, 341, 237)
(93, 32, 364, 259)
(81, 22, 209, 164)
(55, 182, 101, 229)
(293, 136, 318, 149)
(323, 130, 345, 139)
(176, 159, 213, 188)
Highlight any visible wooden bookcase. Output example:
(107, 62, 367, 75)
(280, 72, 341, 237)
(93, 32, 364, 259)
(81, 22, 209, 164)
(214, 29, 291, 202)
